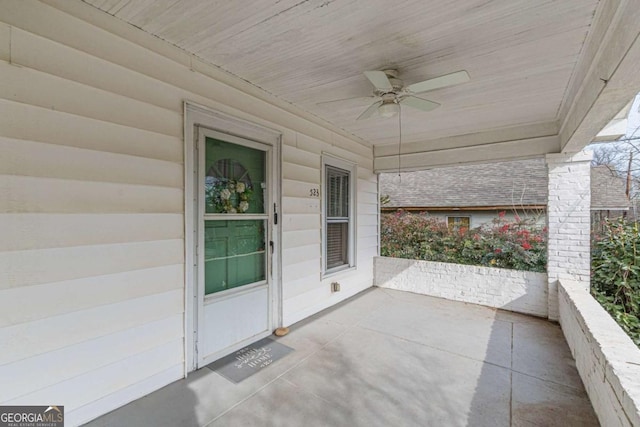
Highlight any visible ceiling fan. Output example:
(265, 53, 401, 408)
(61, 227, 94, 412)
(319, 69, 470, 120)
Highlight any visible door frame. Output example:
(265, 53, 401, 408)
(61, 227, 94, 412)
(184, 102, 282, 374)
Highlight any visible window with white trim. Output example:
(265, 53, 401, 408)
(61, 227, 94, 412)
(323, 155, 356, 274)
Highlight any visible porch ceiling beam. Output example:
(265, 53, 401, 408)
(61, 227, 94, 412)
(560, 0, 640, 152)
(373, 121, 559, 172)
(373, 121, 558, 157)
(374, 134, 559, 173)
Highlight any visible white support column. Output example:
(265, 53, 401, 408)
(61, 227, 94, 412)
(545, 151, 592, 321)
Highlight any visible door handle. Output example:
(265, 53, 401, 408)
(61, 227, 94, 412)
(269, 240, 274, 254)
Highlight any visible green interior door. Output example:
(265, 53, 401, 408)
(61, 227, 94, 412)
(203, 138, 268, 295)
(204, 220, 265, 294)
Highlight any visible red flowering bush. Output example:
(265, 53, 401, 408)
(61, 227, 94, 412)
(380, 211, 547, 272)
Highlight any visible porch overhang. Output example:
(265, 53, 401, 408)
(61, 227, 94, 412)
(42, 0, 640, 172)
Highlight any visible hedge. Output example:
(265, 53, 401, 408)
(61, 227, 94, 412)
(380, 211, 546, 273)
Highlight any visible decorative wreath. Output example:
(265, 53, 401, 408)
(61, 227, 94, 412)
(207, 179, 254, 213)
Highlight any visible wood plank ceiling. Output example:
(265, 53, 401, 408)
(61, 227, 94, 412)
(83, 0, 600, 147)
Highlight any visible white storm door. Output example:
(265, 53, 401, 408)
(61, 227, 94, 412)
(196, 129, 275, 367)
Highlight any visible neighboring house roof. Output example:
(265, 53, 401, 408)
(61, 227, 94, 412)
(591, 165, 630, 210)
(380, 159, 548, 210)
(380, 159, 629, 211)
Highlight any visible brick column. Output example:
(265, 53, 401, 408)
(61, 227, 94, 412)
(545, 151, 592, 321)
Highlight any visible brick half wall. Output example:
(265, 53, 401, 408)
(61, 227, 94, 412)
(374, 256, 548, 317)
(558, 280, 640, 427)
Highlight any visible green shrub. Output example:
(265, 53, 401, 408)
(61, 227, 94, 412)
(380, 211, 547, 272)
(591, 218, 640, 347)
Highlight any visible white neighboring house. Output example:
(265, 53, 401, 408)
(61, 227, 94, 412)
(380, 159, 629, 229)
(0, 1, 639, 425)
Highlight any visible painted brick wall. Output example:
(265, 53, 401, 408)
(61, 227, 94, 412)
(374, 257, 548, 317)
(558, 280, 640, 427)
(546, 152, 592, 320)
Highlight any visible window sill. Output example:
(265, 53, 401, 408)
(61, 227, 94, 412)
(322, 265, 357, 279)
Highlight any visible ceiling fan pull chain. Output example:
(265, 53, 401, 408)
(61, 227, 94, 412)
(398, 102, 402, 181)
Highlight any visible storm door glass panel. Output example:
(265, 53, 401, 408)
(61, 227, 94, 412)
(204, 138, 266, 214)
(204, 138, 267, 295)
(204, 220, 266, 294)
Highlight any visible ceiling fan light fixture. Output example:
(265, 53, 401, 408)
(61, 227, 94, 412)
(352, 69, 469, 121)
(378, 101, 399, 119)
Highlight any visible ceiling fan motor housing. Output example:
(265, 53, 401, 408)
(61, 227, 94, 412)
(355, 68, 468, 120)
(388, 78, 404, 91)
(380, 93, 397, 103)
(375, 69, 404, 95)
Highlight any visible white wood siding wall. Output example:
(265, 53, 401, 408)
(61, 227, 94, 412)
(281, 136, 378, 326)
(0, 2, 375, 424)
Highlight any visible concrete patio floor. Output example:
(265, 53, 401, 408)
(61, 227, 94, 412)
(85, 288, 598, 427)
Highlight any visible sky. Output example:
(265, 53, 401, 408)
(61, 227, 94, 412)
(627, 93, 640, 138)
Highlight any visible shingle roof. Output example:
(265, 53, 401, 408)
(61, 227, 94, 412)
(379, 159, 629, 210)
(591, 165, 630, 210)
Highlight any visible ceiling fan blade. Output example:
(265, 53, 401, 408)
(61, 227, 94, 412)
(356, 101, 383, 120)
(364, 71, 393, 91)
(406, 70, 470, 94)
(316, 96, 376, 106)
(400, 96, 441, 112)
